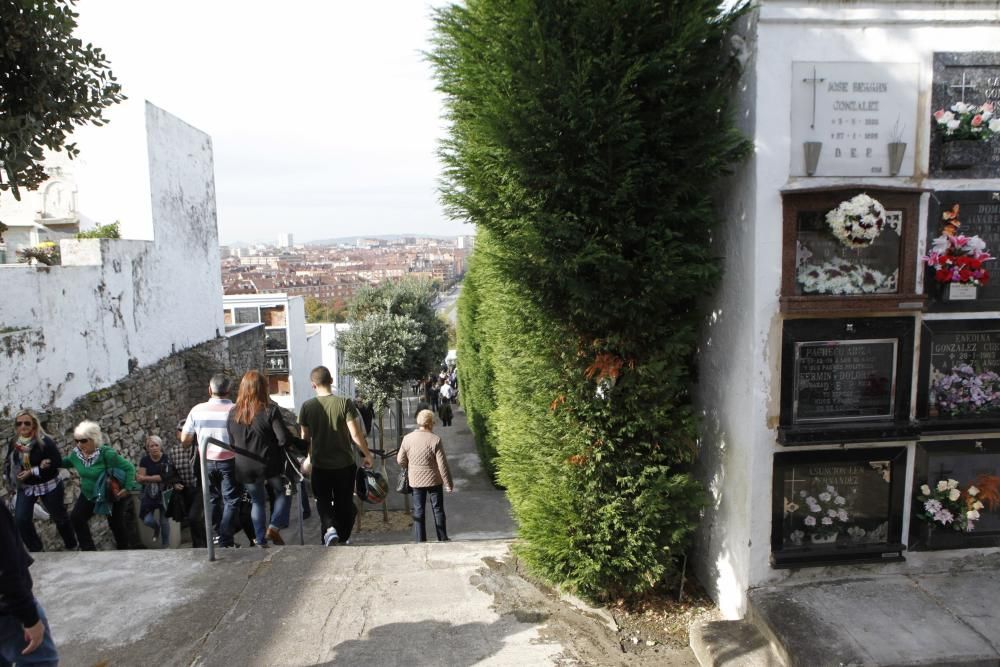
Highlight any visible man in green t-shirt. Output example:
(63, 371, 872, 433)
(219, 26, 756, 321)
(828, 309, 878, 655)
(299, 366, 373, 546)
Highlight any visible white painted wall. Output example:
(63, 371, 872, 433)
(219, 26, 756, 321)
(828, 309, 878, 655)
(697, 0, 1000, 618)
(319, 323, 356, 398)
(0, 102, 223, 413)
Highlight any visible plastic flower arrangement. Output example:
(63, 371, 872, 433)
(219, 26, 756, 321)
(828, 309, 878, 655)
(798, 486, 850, 536)
(825, 194, 887, 248)
(923, 234, 993, 286)
(16, 240, 61, 266)
(932, 102, 1000, 141)
(797, 260, 896, 295)
(915, 479, 984, 532)
(930, 364, 1000, 416)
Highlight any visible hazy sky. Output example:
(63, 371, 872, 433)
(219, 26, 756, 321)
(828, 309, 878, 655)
(74, 1, 468, 245)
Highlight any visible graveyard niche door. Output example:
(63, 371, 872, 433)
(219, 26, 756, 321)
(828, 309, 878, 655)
(772, 448, 906, 567)
(780, 186, 924, 314)
(925, 192, 1000, 311)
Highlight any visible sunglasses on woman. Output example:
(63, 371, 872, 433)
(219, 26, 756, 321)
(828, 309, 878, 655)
(16, 420, 33, 427)
(74, 438, 90, 444)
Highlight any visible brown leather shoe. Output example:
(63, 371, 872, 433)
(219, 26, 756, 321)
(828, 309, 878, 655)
(265, 527, 284, 546)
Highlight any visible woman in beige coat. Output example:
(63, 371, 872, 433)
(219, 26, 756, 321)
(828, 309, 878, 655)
(398, 409, 453, 542)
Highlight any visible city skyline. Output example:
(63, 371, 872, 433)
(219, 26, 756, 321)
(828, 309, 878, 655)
(73, 0, 468, 245)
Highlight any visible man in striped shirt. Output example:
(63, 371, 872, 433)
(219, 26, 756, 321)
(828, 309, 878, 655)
(181, 374, 239, 547)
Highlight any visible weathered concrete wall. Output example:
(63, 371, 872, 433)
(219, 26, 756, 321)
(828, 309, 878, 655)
(0, 327, 266, 550)
(0, 102, 224, 416)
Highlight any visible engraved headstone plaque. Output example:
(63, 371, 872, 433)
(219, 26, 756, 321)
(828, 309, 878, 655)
(791, 62, 919, 177)
(773, 448, 906, 565)
(793, 340, 897, 422)
(918, 320, 1000, 423)
(930, 53, 1000, 178)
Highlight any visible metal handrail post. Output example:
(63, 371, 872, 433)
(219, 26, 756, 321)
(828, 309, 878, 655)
(199, 439, 215, 562)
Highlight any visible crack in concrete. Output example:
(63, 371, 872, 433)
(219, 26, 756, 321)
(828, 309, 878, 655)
(187, 555, 274, 666)
(908, 574, 1000, 656)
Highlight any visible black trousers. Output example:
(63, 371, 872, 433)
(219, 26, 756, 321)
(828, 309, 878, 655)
(70, 494, 128, 550)
(311, 464, 356, 543)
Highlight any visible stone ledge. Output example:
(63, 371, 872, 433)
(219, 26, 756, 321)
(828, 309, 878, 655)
(690, 619, 784, 667)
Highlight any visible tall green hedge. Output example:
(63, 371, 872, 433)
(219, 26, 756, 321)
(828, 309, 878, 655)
(436, 0, 750, 599)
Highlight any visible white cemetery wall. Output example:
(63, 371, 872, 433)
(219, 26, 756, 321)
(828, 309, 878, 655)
(0, 103, 224, 414)
(697, 1, 1000, 618)
(693, 10, 763, 620)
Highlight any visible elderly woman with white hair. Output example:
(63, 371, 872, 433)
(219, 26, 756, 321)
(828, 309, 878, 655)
(397, 409, 453, 543)
(60, 420, 136, 550)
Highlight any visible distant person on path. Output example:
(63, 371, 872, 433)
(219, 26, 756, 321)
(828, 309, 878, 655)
(181, 374, 240, 548)
(3, 410, 77, 552)
(398, 409, 453, 543)
(298, 366, 373, 546)
(439, 381, 454, 407)
(61, 421, 135, 550)
(429, 382, 440, 413)
(136, 436, 178, 548)
(227, 370, 293, 547)
(439, 402, 453, 427)
(0, 500, 59, 666)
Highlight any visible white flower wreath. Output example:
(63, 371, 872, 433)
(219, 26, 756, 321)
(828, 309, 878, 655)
(825, 194, 887, 248)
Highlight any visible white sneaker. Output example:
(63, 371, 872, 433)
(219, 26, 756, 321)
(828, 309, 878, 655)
(323, 527, 339, 546)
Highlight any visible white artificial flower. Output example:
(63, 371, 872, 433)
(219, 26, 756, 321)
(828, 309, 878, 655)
(968, 486, 980, 497)
(939, 111, 955, 124)
(947, 479, 960, 490)
(827, 509, 838, 518)
(819, 492, 832, 502)
(834, 496, 846, 505)
(967, 237, 987, 253)
(800, 490, 808, 498)
(947, 119, 961, 131)
(953, 102, 971, 114)
(920, 484, 932, 496)
(804, 515, 816, 527)
(974, 501, 984, 511)
(967, 510, 980, 521)
(949, 488, 962, 502)
(937, 480, 949, 492)
(990, 118, 1000, 133)
(826, 485, 835, 493)
(837, 510, 849, 522)
(821, 517, 833, 526)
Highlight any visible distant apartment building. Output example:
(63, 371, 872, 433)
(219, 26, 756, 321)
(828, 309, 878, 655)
(277, 232, 294, 248)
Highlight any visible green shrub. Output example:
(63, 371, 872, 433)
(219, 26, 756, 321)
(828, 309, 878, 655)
(75, 221, 121, 239)
(433, 0, 750, 599)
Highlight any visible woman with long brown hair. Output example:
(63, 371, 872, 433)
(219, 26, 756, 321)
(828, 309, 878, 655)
(227, 370, 293, 547)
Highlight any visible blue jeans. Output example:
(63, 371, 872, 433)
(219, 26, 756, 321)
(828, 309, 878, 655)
(411, 485, 448, 542)
(0, 600, 58, 666)
(14, 484, 76, 552)
(142, 507, 170, 547)
(206, 459, 241, 546)
(245, 477, 290, 545)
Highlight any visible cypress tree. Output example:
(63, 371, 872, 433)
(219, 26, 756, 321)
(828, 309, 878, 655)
(435, 0, 750, 598)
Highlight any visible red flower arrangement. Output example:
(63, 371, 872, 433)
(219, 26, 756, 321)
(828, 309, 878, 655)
(924, 234, 993, 286)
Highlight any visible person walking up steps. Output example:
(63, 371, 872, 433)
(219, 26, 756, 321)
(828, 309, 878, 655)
(298, 366, 373, 546)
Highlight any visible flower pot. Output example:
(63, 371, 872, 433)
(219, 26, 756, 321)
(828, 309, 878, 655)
(946, 283, 978, 301)
(809, 532, 838, 545)
(804, 142, 822, 176)
(941, 140, 989, 170)
(888, 142, 907, 176)
(921, 523, 966, 550)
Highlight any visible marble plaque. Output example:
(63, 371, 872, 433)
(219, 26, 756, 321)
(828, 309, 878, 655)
(926, 192, 1000, 311)
(793, 340, 897, 423)
(791, 62, 919, 177)
(918, 319, 1000, 422)
(930, 53, 1000, 178)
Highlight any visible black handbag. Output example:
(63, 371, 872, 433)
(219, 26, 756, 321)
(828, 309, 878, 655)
(396, 468, 411, 494)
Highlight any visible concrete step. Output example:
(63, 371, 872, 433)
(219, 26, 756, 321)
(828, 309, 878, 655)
(690, 619, 785, 667)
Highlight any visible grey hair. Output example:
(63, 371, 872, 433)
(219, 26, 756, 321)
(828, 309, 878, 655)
(147, 435, 163, 447)
(73, 420, 103, 446)
(209, 374, 231, 396)
(416, 409, 436, 429)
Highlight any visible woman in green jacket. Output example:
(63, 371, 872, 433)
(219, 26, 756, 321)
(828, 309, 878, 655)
(57, 420, 136, 550)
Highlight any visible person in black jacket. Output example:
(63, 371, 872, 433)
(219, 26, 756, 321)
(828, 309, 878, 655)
(0, 500, 59, 665)
(227, 370, 293, 547)
(3, 410, 77, 552)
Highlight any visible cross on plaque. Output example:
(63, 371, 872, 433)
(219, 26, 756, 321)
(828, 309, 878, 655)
(950, 71, 975, 103)
(784, 468, 809, 499)
(802, 67, 825, 130)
